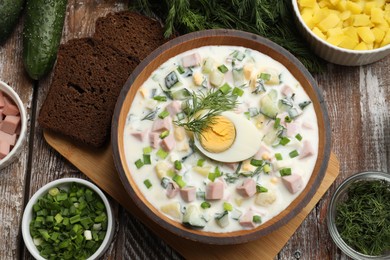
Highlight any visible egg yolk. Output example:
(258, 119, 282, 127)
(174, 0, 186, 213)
(199, 116, 236, 153)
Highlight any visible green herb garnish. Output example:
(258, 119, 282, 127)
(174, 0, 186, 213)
(174, 89, 238, 136)
(130, 0, 325, 73)
(335, 180, 390, 256)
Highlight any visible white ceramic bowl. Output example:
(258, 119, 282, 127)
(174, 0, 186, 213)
(292, 0, 390, 66)
(22, 178, 115, 260)
(0, 80, 27, 170)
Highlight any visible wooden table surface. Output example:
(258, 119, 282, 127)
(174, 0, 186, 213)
(0, 1, 389, 259)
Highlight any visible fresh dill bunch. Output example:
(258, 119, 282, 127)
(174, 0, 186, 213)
(129, 0, 325, 73)
(175, 89, 238, 135)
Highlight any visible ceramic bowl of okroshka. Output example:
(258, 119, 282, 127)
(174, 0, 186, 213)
(112, 29, 331, 244)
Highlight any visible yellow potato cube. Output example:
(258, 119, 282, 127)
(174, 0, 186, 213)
(364, 2, 376, 15)
(339, 36, 359, 49)
(353, 14, 371, 26)
(327, 35, 346, 46)
(357, 26, 375, 43)
(371, 7, 386, 24)
(301, 8, 316, 29)
(336, 0, 347, 11)
(318, 13, 341, 31)
(346, 1, 363, 14)
(327, 27, 344, 37)
(340, 10, 351, 21)
(344, 26, 359, 42)
(330, 0, 340, 6)
(380, 29, 390, 47)
(298, 0, 316, 8)
(319, 0, 331, 8)
(312, 27, 327, 39)
(354, 41, 368, 50)
(372, 27, 386, 43)
(313, 8, 331, 24)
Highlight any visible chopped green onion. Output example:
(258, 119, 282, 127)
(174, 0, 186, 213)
(158, 109, 170, 119)
(135, 159, 144, 169)
(208, 167, 222, 182)
(156, 148, 169, 159)
(280, 168, 292, 176)
(177, 65, 185, 74)
(274, 118, 281, 129)
(275, 153, 283, 161)
(259, 73, 271, 81)
(232, 87, 244, 97)
(263, 164, 271, 173)
(143, 154, 151, 165)
(256, 185, 268, 193)
(159, 130, 170, 139)
(295, 133, 303, 141)
(289, 150, 299, 158)
(144, 179, 152, 189)
(197, 158, 205, 167)
(250, 159, 263, 167)
(201, 201, 211, 209)
(285, 116, 292, 123)
(217, 64, 229, 73)
(176, 112, 185, 121)
(174, 160, 182, 170)
(143, 146, 153, 154)
(223, 202, 233, 211)
(279, 137, 290, 146)
(172, 174, 186, 188)
(153, 95, 167, 102)
(253, 215, 262, 223)
(232, 50, 245, 61)
(219, 83, 232, 94)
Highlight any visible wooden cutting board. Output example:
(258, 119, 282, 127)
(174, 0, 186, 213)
(44, 130, 340, 259)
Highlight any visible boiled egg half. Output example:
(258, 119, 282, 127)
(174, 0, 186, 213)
(194, 111, 262, 162)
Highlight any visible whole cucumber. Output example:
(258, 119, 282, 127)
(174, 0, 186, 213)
(23, 0, 67, 80)
(0, 0, 25, 44)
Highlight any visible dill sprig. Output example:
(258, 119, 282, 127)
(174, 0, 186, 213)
(335, 180, 390, 256)
(129, 0, 325, 73)
(175, 89, 238, 135)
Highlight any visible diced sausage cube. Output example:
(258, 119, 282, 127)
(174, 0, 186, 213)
(299, 140, 315, 159)
(152, 117, 172, 132)
(282, 174, 304, 194)
(3, 97, 19, 116)
(236, 178, 257, 198)
(161, 134, 176, 152)
(239, 211, 256, 228)
(181, 53, 201, 67)
(166, 182, 180, 198)
(254, 144, 271, 160)
(206, 181, 224, 200)
(1, 115, 20, 135)
(281, 84, 294, 97)
(0, 141, 10, 159)
(149, 132, 160, 148)
(0, 131, 17, 146)
(166, 101, 182, 115)
(180, 186, 196, 202)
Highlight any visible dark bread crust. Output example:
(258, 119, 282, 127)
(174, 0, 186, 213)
(38, 38, 138, 147)
(94, 11, 166, 61)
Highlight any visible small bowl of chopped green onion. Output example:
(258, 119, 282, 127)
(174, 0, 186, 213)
(21, 178, 115, 260)
(327, 171, 390, 259)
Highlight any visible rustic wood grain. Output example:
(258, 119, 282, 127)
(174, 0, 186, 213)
(0, 0, 388, 259)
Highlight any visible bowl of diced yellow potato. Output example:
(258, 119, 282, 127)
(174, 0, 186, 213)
(292, 0, 390, 66)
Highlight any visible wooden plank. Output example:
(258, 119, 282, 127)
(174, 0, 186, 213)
(0, 15, 34, 260)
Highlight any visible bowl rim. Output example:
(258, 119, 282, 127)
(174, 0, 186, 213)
(112, 29, 331, 244)
(291, 0, 390, 55)
(0, 80, 27, 169)
(21, 177, 115, 260)
(327, 171, 390, 259)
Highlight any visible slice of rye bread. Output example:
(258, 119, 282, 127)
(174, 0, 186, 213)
(93, 11, 166, 61)
(38, 38, 139, 147)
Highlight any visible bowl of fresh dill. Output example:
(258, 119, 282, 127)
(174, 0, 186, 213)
(112, 29, 331, 244)
(327, 171, 390, 259)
